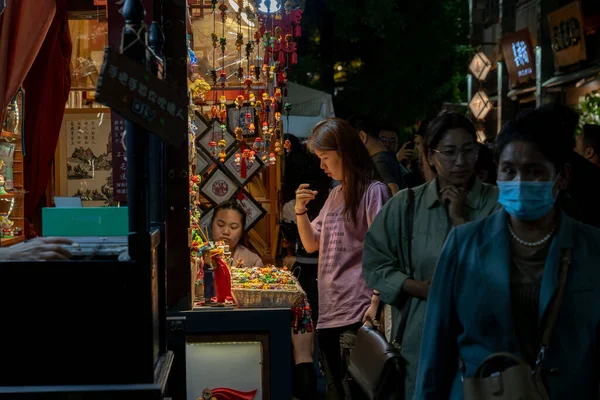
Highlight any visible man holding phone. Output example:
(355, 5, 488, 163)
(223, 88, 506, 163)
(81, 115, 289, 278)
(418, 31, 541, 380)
(350, 115, 404, 195)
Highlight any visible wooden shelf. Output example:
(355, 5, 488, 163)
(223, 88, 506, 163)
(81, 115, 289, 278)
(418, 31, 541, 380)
(1, 131, 18, 140)
(0, 236, 24, 246)
(0, 192, 25, 199)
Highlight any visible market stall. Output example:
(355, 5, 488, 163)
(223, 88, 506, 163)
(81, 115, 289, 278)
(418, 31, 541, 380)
(169, 1, 314, 399)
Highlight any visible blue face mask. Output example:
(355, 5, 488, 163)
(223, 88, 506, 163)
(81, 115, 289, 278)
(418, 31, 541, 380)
(497, 180, 558, 221)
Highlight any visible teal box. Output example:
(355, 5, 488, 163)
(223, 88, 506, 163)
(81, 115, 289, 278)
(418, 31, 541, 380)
(42, 207, 129, 237)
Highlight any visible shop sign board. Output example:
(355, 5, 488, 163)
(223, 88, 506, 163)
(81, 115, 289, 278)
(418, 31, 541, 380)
(501, 28, 536, 88)
(548, 1, 587, 69)
(96, 49, 188, 148)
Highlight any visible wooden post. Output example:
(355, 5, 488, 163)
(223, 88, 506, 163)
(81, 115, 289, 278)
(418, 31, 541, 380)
(161, 0, 191, 310)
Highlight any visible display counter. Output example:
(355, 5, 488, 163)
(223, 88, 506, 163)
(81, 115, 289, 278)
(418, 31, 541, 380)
(166, 307, 292, 400)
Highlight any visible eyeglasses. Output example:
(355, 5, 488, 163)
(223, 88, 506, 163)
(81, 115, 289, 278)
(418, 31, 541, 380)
(433, 146, 478, 160)
(379, 137, 397, 144)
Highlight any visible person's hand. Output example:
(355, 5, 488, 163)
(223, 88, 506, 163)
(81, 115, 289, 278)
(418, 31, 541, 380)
(4, 237, 73, 261)
(396, 142, 415, 164)
(440, 186, 467, 226)
(418, 279, 432, 300)
(363, 297, 380, 327)
(295, 184, 317, 213)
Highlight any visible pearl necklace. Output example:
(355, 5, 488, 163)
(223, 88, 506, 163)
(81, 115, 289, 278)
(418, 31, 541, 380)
(508, 223, 555, 247)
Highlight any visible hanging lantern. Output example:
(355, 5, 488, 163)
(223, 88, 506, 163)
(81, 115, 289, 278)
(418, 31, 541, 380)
(469, 52, 492, 81)
(269, 153, 276, 165)
(469, 91, 493, 120)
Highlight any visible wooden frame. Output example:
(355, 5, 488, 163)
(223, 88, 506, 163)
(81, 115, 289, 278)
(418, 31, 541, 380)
(198, 166, 239, 206)
(195, 118, 237, 160)
(236, 188, 267, 233)
(221, 144, 265, 186)
(226, 103, 257, 139)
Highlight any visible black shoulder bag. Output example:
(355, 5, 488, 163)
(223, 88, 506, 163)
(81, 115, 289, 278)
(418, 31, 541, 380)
(348, 189, 415, 400)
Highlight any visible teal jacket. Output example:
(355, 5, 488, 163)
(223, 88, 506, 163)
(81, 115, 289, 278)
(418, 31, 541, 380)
(415, 210, 600, 399)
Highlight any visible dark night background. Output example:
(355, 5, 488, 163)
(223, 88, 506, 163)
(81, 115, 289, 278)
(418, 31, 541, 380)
(289, 0, 471, 141)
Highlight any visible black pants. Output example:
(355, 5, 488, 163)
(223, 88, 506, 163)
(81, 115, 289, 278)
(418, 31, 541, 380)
(318, 322, 366, 400)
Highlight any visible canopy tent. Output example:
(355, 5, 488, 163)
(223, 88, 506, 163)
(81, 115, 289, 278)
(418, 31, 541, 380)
(285, 82, 334, 138)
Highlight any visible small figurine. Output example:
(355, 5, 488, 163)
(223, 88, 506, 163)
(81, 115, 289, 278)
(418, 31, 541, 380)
(269, 153, 276, 165)
(234, 127, 243, 141)
(208, 141, 217, 157)
(219, 95, 227, 107)
(284, 139, 292, 154)
(248, 93, 256, 106)
(253, 137, 263, 152)
(254, 100, 263, 113)
(0, 175, 7, 195)
(244, 112, 253, 127)
(210, 106, 218, 119)
(235, 95, 245, 109)
(201, 388, 217, 400)
(234, 153, 241, 166)
(274, 140, 282, 154)
(218, 149, 227, 163)
(274, 87, 282, 102)
(249, 150, 256, 163)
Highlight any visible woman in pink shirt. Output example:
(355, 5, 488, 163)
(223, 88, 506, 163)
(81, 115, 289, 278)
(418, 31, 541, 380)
(295, 118, 391, 399)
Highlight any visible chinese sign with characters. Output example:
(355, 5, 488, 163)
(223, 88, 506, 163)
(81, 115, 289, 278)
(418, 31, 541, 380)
(111, 114, 128, 202)
(95, 50, 188, 148)
(548, 2, 587, 69)
(61, 112, 113, 204)
(501, 28, 536, 88)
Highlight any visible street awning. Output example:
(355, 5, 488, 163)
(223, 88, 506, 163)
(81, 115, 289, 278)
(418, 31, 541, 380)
(507, 85, 535, 99)
(542, 63, 600, 88)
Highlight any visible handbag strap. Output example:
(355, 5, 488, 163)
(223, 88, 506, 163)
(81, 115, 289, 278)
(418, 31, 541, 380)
(393, 188, 415, 345)
(535, 248, 571, 369)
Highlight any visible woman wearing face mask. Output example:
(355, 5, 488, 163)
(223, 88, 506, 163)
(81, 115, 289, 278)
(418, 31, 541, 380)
(362, 112, 500, 399)
(210, 201, 263, 268)
(414, 106, 600, 399)
(295, 118, 391, 399)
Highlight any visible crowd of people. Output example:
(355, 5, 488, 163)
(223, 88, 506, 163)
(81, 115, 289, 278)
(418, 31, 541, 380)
(283, 103, 600, 399)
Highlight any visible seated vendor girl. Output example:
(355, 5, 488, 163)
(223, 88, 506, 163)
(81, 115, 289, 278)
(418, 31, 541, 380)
(210, 200, 263, 268)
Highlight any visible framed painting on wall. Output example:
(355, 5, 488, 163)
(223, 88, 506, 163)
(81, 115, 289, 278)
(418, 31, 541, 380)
(195, 118, 237, 160)
(222, 145, 265, 186)
(236, 189, 267, 232)
(199, 166, 239, 206)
